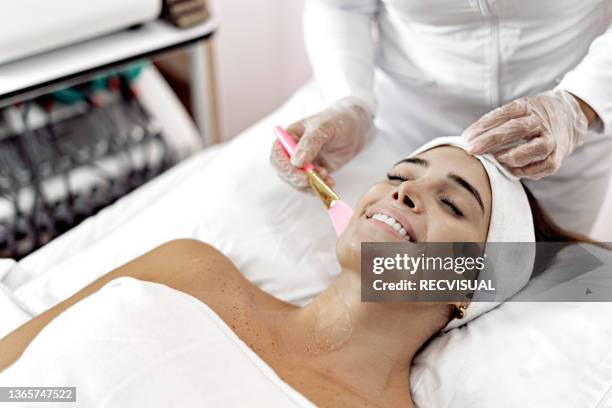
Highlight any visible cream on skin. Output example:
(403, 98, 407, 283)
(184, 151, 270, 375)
(280, 146, 493, 404)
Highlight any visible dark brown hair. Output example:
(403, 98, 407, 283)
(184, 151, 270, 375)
(523, 184, 610, 279)
(523, 185, 598, 244)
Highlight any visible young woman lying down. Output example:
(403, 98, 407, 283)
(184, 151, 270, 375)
(0, 137, 590, 407)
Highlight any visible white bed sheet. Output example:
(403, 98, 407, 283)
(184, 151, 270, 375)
(2, 72, 612, 406)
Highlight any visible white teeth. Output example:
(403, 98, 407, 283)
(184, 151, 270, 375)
(370, 212, 412, 240)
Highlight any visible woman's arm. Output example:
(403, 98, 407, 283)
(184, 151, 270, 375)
(0, 239, 230, 373)
(304, 0, 379, 111)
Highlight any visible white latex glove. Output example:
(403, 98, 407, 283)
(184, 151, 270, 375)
(463, 90, 588, 180)
(270, 97, 374, 191)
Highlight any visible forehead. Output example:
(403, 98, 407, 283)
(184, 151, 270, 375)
(416, 146, 485, 177)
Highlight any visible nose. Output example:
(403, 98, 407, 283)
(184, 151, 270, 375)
(391, 181, 423, 213)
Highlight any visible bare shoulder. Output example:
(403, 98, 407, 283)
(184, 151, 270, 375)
(141, 239, 249, 300)
(151, 239, 239, 275)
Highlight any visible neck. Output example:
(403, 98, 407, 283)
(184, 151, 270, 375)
(281, 269, 447, 401)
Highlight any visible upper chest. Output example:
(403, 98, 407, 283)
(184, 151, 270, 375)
(206, 290, 409, 407)
(271, 360, 412, 408)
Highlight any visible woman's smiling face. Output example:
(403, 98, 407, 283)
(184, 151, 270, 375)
(337, 146, 492, 268)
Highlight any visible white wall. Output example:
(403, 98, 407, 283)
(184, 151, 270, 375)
(209, 0, 311, 140)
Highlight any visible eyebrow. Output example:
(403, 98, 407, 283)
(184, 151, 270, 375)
(394, 157, 429, 168)
(393, 157, 485, 213)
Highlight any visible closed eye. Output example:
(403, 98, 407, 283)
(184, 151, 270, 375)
(440, 197, 464, 218)
(387, 173, 408, 183)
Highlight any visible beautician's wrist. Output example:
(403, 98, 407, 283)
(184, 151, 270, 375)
(568, 92, 598, 126)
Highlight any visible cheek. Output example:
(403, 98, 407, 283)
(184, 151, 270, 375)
(425, 216, 487, 242)
(355, 183, 391, 214)
(335, 183, 391, 267)
(335, 203, 370, 269)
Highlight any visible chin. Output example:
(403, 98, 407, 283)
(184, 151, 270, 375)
(336, 217, 397, 271)
(335, 223, 363, 271)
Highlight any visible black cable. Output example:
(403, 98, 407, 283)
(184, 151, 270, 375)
(18, 102, 51, 247)
(122, 75, 173, 176)
(117, 74, 173, 183)
(86, 94, 135, 168)
(45, 107, 73, 195)
(0, 146, 30, 258)
(84, 95, 140, 205)
(81, 89, 139, 214)
(44, 104, 76, 232)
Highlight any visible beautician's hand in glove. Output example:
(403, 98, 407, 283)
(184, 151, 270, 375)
(270, 97, 374, 191)
(463, 90, 596, 180)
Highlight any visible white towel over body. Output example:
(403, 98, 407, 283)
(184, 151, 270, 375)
(0, 277, 315, 408)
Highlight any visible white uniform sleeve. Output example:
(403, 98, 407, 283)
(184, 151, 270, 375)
(557, 23, 612, 133)
(304, 0, 379, 112)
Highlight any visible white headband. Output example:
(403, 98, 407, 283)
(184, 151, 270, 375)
(409, 136, 536, 330)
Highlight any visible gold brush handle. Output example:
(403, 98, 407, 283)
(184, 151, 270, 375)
(306, 169, 339, 210)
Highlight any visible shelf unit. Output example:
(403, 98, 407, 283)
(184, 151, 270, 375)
(0, 18, 218, 142)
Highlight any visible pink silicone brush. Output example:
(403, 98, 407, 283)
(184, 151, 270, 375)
(274, 126, 354, 236)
